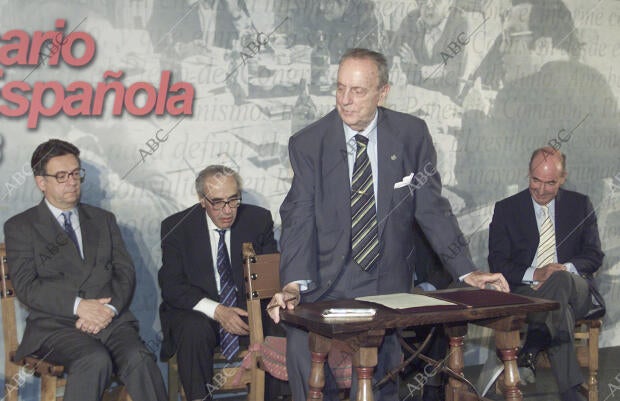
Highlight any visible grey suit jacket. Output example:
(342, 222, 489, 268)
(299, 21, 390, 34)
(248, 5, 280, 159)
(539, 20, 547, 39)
(4, 200, 136, 360)
(279, 107, 475, 302)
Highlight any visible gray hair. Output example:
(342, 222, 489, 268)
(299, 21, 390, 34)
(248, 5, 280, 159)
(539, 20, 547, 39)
(195, 165, 242, 197)
(340, 48, 389, 88)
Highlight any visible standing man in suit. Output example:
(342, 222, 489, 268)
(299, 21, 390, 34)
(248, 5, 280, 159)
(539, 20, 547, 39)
(489, 147, 604, 401)
(158, 165, 278, 401)
(267, 48, 508, 401)
(3, 139, 167, 401)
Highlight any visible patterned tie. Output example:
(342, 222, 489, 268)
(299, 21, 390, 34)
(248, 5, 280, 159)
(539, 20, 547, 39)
(62, 211, 81, 255)
(350, 134, 380, 271)
(215, 229, 239, 360)
(535, 205, 556, 267)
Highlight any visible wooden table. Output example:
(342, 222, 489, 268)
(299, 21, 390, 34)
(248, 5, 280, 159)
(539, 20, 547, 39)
(281, 288, 558, 401)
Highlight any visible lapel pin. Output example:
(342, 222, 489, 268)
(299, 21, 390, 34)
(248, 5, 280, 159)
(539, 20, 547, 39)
(391, 154, 397, 160)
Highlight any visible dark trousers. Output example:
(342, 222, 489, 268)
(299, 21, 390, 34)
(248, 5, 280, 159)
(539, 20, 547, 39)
(39, 320, 167, 401)
(513, 271, 592, 393)
(169, 308, 290, 400)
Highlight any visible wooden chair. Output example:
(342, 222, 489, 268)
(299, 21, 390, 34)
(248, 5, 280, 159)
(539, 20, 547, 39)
(535, 319, 602, 401)
(495, 317, 602, 401)
(166, 243, 278, 401)
(0, 243, 130, 401)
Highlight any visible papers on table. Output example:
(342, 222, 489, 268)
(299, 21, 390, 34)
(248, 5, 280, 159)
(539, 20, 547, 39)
(356, 293, 459, 310)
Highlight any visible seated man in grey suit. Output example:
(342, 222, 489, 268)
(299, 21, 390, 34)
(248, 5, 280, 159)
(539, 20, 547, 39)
(3, 139, 167, 401)
(267, 48, 509, 401)
(158, 165, 281, 401)
(489, 147, 605, 401)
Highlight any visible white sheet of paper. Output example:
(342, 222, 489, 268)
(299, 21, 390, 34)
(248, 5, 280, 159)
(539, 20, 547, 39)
(356, 293, 457, 309)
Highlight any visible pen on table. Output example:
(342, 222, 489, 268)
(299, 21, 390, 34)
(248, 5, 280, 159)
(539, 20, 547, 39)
(266, 296, 299, 310)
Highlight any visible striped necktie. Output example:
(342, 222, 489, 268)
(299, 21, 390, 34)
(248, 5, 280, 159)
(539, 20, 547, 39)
(215, 229, 239, 360)
(535, 205, 556, 267)
(62, 211, 81, 256)
(350, 134, 380, 271)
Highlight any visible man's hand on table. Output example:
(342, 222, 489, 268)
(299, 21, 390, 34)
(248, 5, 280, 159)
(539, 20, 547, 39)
(464, 271, 510, 292)
(267, 283, 300, 324)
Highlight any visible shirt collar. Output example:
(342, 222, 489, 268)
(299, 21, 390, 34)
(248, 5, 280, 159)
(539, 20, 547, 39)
(344, 110, 378, 145)
(531, 197, 555, 217)
(44, 199, 78, 221)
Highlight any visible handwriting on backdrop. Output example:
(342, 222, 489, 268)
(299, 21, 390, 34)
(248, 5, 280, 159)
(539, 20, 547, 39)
(0, 19, 195, 129)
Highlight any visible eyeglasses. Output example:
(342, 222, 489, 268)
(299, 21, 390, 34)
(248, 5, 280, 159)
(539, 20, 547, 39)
(42, 168, 85, 183)
(203, 196, 242, 210)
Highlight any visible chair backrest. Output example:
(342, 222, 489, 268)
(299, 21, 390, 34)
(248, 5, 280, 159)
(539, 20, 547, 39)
(242, 243, 280, 347)
(1, 243, 20, 401)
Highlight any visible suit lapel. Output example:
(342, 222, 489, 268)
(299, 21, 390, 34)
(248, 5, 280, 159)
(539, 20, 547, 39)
(230, 221, 244, 294)
(78, 204, 98, 268)
(553, 189, 568, 260)
(32, 201, 89, 283)
(376, 109, 404, 239)
(322, 112, 351, 233)
(519, 191, 540, 260)
(193, 207, 217, 298)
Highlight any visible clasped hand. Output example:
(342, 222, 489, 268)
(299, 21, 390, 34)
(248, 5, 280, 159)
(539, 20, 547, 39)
(75, 297, 115, 335)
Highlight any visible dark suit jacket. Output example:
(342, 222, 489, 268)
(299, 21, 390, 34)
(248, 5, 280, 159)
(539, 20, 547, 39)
(158, 203, 277, 359)
(279, 107, 475, 302)
(488, 188, 604, 291)
(4, 201, 137, 360)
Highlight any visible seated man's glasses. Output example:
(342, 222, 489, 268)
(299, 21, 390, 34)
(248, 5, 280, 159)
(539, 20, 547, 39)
(42, 168, 86, 183)
(203, 196, 242, 210)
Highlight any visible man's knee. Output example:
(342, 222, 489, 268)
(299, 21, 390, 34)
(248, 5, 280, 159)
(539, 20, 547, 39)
(119, 343, 158, 378)
(175, 313, 217, 349)
(69, 347, 113, 378)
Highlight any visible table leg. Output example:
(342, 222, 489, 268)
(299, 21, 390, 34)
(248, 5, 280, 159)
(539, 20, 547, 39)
(446, 334, 465, 401)
(353, 346, 378, 401)
(308, 332, 332, 401)
(495, 331, 522, 401)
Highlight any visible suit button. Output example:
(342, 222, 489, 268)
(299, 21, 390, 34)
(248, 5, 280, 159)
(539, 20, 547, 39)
(78, 291, 85, 297)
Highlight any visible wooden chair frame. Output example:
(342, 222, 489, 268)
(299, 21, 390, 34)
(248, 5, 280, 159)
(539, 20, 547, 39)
(1, 243, 130, 401)
(167, 243, 280, 401)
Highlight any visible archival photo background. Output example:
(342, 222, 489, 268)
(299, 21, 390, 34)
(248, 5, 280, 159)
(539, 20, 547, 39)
(0, 0, 619, 397)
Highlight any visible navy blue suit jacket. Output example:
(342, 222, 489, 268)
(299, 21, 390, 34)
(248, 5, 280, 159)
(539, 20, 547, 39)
(488, 188, 604, 290)
(158, 203, 277, 358)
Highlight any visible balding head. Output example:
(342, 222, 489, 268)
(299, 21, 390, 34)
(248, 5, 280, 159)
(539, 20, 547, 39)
(528, 147, 566, 205)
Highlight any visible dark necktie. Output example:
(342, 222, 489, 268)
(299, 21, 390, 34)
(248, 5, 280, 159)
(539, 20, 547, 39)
(62, 211, 81, 255)
(216, 229, 239, 360)
(350, 134, 380, 271)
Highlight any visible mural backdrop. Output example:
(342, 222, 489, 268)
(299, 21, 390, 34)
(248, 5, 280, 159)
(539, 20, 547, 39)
(1, 0, 619, 398)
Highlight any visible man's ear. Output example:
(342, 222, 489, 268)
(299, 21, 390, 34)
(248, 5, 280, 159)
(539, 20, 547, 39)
(378, 84, 390, 106)
(35, 175, 46, 193)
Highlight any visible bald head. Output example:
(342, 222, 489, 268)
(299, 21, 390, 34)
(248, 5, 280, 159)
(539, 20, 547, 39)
(528, 147, 566, 205)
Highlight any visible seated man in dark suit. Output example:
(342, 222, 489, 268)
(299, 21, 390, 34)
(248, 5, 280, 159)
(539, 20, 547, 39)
(3, 139, 167, 401)
(489, 147, 605, 401)
(158, 165, 280, 401)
